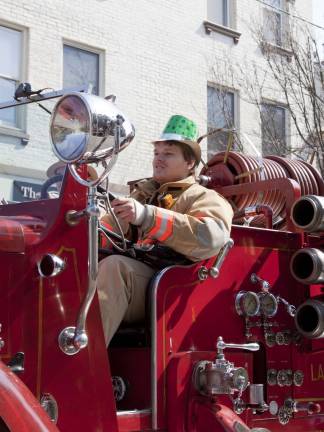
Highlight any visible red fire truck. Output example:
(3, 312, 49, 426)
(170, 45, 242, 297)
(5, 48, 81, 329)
(0, 88, 323, 431)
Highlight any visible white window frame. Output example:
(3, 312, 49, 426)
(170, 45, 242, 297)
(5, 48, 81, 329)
(261, 101, 289, 156)
(0, 21, 28, 139)
(207, 83, 239, 158)
(62, 40, 105, 97)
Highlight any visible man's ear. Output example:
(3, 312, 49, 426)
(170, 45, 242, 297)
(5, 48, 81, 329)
(188, 159, 196, 171)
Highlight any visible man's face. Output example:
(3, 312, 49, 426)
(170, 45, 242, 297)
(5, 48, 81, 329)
(152, 141, 194, 184)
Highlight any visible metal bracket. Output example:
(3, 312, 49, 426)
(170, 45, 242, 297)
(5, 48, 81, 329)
(0, 85, 89, 110)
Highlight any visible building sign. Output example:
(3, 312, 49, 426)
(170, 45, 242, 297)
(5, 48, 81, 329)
(13, 180, 43, 202)
(13, 180, 42, 201)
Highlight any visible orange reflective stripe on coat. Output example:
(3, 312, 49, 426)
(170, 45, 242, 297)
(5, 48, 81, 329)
(147, 208, 174, 242)
(99, 220, 114, 249)
(100, 220, 113, 231)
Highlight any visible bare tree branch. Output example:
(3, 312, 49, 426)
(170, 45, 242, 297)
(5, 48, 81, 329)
(209, 7, 324, 174)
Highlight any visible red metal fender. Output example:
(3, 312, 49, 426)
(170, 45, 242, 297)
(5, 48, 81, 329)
(0, 360, 59, 431)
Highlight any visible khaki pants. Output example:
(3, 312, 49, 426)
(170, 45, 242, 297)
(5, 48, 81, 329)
(97, 254, 155, 346)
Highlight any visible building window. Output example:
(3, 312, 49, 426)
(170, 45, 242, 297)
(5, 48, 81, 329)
(261, 103, 287, 155)
(207, 85, 236, 158)
(263, 0, 287, 47)
(207, 0, 230, 27)
(0, 25, 22, 129)
(204, 0, 240, 42)
(63, 44, 100, 95)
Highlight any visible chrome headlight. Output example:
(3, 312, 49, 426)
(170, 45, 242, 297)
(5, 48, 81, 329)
(50, 92, 135, 163)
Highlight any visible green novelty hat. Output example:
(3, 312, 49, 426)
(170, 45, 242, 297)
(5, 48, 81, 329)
(153, 115, 201, 162)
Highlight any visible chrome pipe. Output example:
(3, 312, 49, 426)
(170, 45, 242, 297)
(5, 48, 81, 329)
(291, 195, 324, 232)
(284, 398, 321, 415)
(58, 186, 100, 355)
(290, 248, 324, 284)
(73, 186, 99, 350)
(295, 299, 324, 339)
(249, 384, 265, 406)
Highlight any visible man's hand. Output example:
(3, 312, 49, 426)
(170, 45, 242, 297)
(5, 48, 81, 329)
(111, 197, 146, 226)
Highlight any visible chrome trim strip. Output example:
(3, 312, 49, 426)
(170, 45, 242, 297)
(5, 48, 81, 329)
(117, 408, 151, 417)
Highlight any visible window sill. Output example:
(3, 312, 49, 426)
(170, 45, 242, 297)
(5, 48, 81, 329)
(0, 125, 29, 142)
(260, 41, 293, 60)
(203, 20, 241, 44)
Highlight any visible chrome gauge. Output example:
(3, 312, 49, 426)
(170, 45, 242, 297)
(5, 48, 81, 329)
(259, 292, 278, 317)
(235, 291, 260, 317)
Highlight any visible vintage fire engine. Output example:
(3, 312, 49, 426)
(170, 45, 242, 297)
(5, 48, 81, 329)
(0, 88, 323, 432)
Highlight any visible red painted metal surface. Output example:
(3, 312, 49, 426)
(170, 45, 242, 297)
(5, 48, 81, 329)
(0, 172, 118, 432)
(0, 154, 323, 431)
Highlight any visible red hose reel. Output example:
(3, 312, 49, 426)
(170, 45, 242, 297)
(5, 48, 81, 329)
(200, 151, 324, 230)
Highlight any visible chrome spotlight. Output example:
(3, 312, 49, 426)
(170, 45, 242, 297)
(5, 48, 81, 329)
(49, 92, 135, 187)
(50, 93, 134, 163)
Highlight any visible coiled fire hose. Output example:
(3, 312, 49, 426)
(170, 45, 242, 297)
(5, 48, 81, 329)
(200, 151, 324, 229)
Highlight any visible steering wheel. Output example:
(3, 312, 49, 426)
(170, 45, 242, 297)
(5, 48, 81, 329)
(40, 174, 64, 199)
(98, 223, 134, 257)
(98, 223, 189, 270)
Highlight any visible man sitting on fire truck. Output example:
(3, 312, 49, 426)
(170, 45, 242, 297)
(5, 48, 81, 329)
(97, 115, 233, 346)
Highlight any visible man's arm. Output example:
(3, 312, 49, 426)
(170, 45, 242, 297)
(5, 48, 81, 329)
(105, 188, 233, 261)
(140, 188, 233, 261)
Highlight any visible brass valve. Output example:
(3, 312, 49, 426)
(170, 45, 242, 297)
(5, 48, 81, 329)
(193, 337, 259, 397)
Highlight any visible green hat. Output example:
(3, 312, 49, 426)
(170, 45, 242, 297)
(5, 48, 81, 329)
(153, 115, 201, 163)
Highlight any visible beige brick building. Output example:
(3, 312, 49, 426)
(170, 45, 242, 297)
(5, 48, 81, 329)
(0, 0, 313, 201)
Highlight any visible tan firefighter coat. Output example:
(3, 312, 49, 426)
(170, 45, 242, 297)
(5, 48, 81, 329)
(101, 175, 233, 262)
